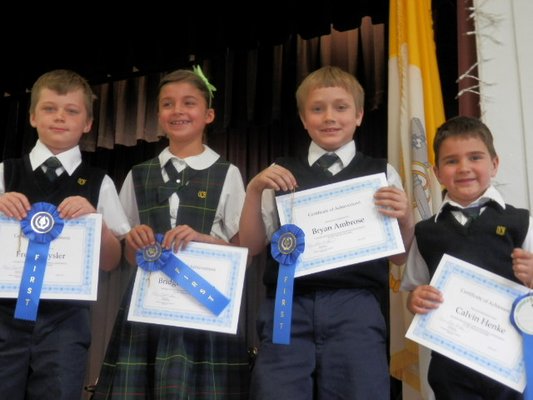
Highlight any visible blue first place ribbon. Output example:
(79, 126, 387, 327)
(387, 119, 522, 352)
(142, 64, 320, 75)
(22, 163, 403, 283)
(15, 202, 64, 321)
(271, 224, 305, 345)
(511, 292, 533, 399)
(136, 234, 230, 316)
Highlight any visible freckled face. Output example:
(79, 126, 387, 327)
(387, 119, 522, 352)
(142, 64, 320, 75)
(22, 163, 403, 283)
(299, 87, 363, 151)
(434, 136, 498, 206)
(30, 88, 92, 154)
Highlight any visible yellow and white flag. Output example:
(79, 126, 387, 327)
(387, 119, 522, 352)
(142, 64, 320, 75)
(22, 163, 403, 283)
(388, 0, 445, 399)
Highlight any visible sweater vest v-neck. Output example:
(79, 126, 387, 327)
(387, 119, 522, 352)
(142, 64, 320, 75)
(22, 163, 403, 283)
(416, 203, 529, 283)
(3, 155, 104, 207)
(264, 152, 389, 294)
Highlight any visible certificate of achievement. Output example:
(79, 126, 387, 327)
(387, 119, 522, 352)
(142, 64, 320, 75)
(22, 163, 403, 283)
(128, 242, 248, 334)
(406, 253, 529, 392)
(275, 173, 404, 277)
(0, 213, 102, 300)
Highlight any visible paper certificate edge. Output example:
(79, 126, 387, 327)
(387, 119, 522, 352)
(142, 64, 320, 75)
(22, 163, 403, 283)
(127, 242, 248, 334)
(275, 173, 404, 277)
(0, 213, 102, 301)
(405, 253, 527, 392)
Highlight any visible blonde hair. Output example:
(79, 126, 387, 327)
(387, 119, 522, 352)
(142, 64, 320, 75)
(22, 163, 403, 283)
(30, 69, 94, 119)
(295, 66, 365, 113)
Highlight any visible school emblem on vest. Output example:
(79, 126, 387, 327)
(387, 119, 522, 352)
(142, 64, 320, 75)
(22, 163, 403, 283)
(198, 190, 207, 199)
(496, 225, 506, 236)
(78, 178, 87, 185)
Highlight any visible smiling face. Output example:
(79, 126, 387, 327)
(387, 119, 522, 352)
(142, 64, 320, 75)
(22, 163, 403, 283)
(29, 88, 92, 154)
(299, 86, 363, 151)
(434, 135, 499, 206)
(158, 81, 214, 157)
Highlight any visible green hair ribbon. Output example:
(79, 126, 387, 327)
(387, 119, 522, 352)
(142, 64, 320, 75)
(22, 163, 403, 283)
(192, 65, 216, 107)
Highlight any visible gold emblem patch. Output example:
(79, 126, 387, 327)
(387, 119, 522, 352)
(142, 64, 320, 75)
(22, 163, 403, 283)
(496, 225, 506, 236)
(198, 191, 207, 199)
(77, 178, 87, 185)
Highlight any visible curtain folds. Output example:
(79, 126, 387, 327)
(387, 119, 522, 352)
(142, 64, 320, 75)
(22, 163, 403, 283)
(66, 22, 385, 159)
(81, 74, 162, 152)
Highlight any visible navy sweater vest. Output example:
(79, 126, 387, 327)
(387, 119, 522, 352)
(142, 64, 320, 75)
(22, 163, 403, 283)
(416, 202, 529, 283)
(264, 152, 389, 295)
(2, 155, 105, 310)
(4, 155, 104, 207)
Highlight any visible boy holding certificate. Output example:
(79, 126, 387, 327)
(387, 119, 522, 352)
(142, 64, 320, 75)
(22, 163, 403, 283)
(93, 67, 250, 399)
(0, 69, 130, 400)
(402, 116, 533, 399)
(239, 65, 414, 399)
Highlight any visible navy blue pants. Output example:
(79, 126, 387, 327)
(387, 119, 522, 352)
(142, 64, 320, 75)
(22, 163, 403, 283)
(250, 288, 389, 400)
(428, 352, 523, 400)
(0, 301, 91, 400)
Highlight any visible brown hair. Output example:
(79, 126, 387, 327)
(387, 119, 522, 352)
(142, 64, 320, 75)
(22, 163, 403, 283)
(434, 116, 497, 166)
(158, 69, 213, 109)
(30, 69, 94, 119)
(295, 65, 364, 113)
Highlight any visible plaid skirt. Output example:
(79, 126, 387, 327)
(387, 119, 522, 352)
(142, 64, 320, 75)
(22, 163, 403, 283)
(93, 282, 250, 400)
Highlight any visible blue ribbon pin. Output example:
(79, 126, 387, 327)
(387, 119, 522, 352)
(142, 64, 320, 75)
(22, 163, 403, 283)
(15, 202, 64, 321)
(136, 234, 230, 316)
(511, 292, 533, 399)
(271, 224, 305, 345)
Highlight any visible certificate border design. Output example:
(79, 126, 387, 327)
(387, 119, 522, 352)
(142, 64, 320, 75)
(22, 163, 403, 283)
(276, 173, 404, 276)
(40, 219, 98, 295)
(128, 243, 248, 334)
(0, 214, 101, 299)
(408, 254, 527, 390)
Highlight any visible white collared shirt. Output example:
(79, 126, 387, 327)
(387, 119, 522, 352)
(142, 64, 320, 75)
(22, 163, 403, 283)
(119, 145, 245, 242)
(433, 186, 506, 225)
(28, 139, 82, 176)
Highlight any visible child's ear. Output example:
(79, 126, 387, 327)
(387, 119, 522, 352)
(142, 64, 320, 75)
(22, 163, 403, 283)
(433, 164, 443, 184)
(29, 113, 37, 128)
(83, 119, 93, 134)
(299, 113, 308, 130)
(355, 109, 364, 127)
(205, 109, 215, 124)
(491, 155, 500, 177)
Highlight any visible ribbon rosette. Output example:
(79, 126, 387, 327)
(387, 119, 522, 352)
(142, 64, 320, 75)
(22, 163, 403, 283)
(135, 234, 230, 316)
(15, 202, 64, 321)
(271, 223, 305, 344)
(271, 224, 305, 265)
(136, 234, 170, 272)
(21, 202, 64, 243)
